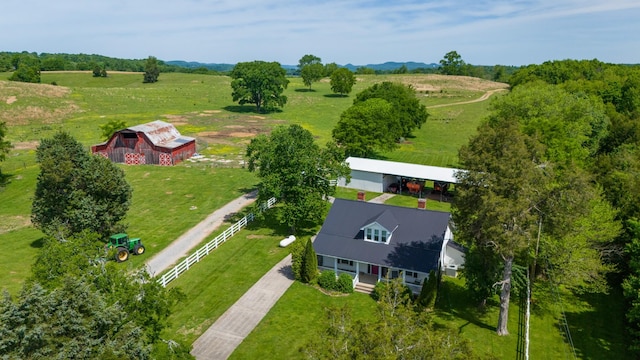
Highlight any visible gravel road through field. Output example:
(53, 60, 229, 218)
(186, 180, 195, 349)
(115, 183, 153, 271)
(145, 190, 258, 276)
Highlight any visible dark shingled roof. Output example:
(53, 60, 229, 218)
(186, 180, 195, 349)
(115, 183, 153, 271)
(314, 199, 451, 273)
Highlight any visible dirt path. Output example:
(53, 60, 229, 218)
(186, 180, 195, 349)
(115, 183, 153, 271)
(427, 88, 507, 109)
(145, 190, 258, 276)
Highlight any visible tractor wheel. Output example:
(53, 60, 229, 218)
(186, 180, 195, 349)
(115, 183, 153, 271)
(134, 244, 145, 255)
(115, 247, 129, 262)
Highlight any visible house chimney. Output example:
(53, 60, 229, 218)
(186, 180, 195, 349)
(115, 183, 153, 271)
(357, 191, 366, 201)
(417, 198, 426, 209)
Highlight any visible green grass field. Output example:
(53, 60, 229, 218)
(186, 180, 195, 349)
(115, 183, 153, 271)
(0, 72, 626, 358)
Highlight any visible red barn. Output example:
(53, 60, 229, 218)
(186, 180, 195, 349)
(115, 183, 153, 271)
(91, 120, 196, 166)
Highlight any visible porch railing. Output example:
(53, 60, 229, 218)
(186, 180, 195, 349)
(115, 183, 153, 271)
(156, 197, 277, 287)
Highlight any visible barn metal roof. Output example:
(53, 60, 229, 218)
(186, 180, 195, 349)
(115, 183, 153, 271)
(127, 120, 195, 149)
(346, 157, 463, 184)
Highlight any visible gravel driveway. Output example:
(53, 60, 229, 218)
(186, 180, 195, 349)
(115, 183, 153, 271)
(145, 190, 258, 276)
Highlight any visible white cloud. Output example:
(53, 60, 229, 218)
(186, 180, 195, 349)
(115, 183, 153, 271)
(1, 0, 638, 65)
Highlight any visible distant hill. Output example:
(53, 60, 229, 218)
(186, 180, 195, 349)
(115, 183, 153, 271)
(165, 60, 235, 72)
(166, 60, 438, 72)
(342, 62, 439, 71)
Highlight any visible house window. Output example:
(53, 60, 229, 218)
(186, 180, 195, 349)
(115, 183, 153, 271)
(374, 229, 380, 242)
(405, 271, 418, 278)
(381, 230, 388, 242)
(339, 259, 353, 266)
(366, 228, 372, 241)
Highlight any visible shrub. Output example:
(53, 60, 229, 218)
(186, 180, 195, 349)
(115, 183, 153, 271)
(417, 270, 438, 309)
(318, 270, 337, 291)
(301, 239, 318, 283)
(337, 273, 354, 294)
(289, 239, 305, 281)
(372, 281, 388, 301)
(372, 279, 413, 302)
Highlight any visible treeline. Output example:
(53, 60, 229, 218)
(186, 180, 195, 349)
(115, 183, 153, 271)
(505, 59, 640, 352)
(0, 51, 219, 75)
(0, 51, 519, 82)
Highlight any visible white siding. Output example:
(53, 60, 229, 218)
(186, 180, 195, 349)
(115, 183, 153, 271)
(444, 246, 465, 268)
(339, 170, 383, 193)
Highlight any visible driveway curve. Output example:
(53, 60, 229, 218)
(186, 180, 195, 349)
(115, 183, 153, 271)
(145, 190, 258, 276)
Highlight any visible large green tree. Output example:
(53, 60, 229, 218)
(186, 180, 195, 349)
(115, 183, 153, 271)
(454, 118, 547, 335)
(298, 54, 321, 69)
(324, 62, 339, 77)
(246, 124, 349, 233)
(454, 83, 617, 335)
(332, 98, 401, 157)
(300, 63, 325, 90)
(298, 54, 324, 89)
(31, 132, 132, 238)
(353, 81, 428, 138)
(231, 61, 289, 113)
(329, 67, 356, 96)
(99, 119, 127, 141)
(143, 56, 160, 83)
(9, 54, 41, 83)
(0, 278, 149, 359)
(439, 50, 466, 76)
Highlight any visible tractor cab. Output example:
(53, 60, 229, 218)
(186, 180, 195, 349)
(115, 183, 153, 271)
(107, 233, 145, 262)
(109, 233, 129, 246)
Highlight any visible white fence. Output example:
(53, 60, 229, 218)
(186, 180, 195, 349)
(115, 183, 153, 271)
(156, 197, 277, 287)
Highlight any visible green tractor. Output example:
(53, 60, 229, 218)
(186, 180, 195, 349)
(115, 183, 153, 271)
(106, 233, 145, 262)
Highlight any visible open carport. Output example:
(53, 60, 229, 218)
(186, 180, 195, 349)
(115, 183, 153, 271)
(337, 157, 464, 197)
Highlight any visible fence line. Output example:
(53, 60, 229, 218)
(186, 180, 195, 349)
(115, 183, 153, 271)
(156, 197, 277, 287)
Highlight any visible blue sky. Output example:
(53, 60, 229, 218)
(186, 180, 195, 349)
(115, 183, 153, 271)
(2, 0, 639, 66)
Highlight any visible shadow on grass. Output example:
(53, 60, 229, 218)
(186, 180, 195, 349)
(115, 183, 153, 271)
(435, 279, 496, 333)
(323, 93, 348, 98)
(295, 88, 316, 93)
(223, 105, 284, 114)
(223, 105, 258, 114)
(30, 237, 46, 249)
(561, 288, 628, 359)
(0, 171, 14, 188)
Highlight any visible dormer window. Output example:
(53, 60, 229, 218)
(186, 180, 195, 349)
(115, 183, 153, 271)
(361, 209, 397, 244)
(364, 225, 391, 244)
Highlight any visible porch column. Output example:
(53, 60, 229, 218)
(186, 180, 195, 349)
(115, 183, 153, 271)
(334, 256, 338, 276)
(355, 262, 360, 276)
(377, 268, 381, 282)
(402, 270, 406, 285)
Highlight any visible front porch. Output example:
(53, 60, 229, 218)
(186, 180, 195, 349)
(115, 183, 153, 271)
(318, 255, 426, 294)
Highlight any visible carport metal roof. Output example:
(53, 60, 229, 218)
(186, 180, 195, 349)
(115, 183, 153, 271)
(346, 157, 463, 184)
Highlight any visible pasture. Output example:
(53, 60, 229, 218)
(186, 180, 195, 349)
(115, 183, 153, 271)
(1, 71, 624, 359)
(0, 71, 504, 294)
